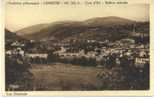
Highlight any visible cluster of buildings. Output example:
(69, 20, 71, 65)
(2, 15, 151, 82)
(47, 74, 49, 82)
(5, 36, 149, 68)
(53, 38, 149, 67)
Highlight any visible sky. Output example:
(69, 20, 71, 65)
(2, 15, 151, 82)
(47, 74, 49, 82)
(5, 1, 149, 32)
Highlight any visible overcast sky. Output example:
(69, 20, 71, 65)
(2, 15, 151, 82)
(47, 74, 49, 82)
(5, 2, 149, 32)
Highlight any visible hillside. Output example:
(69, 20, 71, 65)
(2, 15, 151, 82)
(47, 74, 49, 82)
(16, 16, 149, 42)
(17, 24, 49, 36)
(84, 16, 134, 26)
(5, 29, 23, 41)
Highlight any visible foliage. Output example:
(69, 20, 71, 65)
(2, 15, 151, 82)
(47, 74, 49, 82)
(5, 55, 33, 90)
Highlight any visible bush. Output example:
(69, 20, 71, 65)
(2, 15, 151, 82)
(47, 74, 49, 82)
(47, 52, 59, 63)
(5, 55, 33, 91)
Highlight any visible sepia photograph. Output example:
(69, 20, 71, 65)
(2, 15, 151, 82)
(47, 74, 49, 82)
(4, 1, 150, 92)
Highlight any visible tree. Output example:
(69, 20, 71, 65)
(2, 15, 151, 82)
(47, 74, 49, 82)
(5, 54, 33, 90)
(47, 52, 59, 63)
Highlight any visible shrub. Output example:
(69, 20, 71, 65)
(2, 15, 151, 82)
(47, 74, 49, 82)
(5, 55, 33, 91)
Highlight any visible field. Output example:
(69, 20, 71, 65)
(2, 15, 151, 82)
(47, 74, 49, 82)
(30, 63, 124, 91)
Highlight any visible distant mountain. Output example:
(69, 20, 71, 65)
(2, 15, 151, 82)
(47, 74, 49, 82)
(16, 16, 149, 42)
(17, 21, 86, 40)
(84, 16, 134, 26)
(17, 24, 49, 36)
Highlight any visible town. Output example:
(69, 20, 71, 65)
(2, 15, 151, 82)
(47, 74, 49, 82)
(6, 32, 149, 70)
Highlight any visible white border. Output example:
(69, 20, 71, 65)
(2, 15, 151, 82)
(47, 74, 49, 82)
(1, 0, 154, 96)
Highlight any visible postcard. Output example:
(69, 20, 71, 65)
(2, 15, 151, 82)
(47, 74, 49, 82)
(0, 0, 154, 96)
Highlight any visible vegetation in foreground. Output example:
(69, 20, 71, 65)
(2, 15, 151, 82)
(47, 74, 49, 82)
(29, 62, 149, 91)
